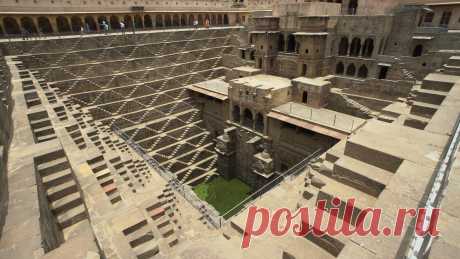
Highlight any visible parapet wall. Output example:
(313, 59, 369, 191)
(0, 50, 12, 238)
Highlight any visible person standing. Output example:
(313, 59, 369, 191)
(120, 21, 126, 35)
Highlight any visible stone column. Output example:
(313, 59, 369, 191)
(49, 16, 58, 34)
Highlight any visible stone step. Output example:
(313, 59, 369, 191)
(42, 168, 73, 188)
(421, 73, 455, 92)
(37, 157, 69, 176)
(410, 101, 439, 119)
(57, 204, 87, 229)
(414, 88, 447, 105)
(344, 137, 403, 173)
(51, 192, 83, 215)
(333, 156, 392, 197)
(447, 56, 460, 67)
(46, 179, 78, 202)
(132, 239, 159, 258)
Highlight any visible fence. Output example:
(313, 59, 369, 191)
(111, 124, 223, 228)
(113, 124, 322, 228)
(220, 149, 323, 222)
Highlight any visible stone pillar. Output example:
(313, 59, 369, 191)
(215, 127, 237, 180)
(94, 15, 100, 31)
(49, 16, 58, 34)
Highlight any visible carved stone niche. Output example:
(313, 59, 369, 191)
(252, 147, 275, 179)
(215, 127, 236, 156)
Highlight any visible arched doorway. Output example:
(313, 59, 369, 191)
(336, 62, 344, 74)
(255, 113, 264, 133)
(218, 14, 223, 25)
(134, 15, 143, 29)
(189, 15, 195, 26)
(302, 91, 308, 104)
(173, 14, 180, 27)
(180, 14, 187, 26)
(71, 16, 83, 32)
(349, 0, 358, 15)
(413, 44, 423, 57)
(198, 15, 203, 25)
(223, 14, 229, 25)
(84, 16, 97, 31)
(302, 64, 307, 76)
(211, 15, 216, 25)
(362, 38, 374, 57)
(250, 51, 255, 60)
(37, 17, 53, 33)
(165, 15, 172, 27)
(156, 15, 164, 27)
(350, 38, 361, 56)
(110, 16, 120, 29)
(3, 17, 20, 35)
(338, 37, 349, 55)
(358, 65, 368, 78)
(278, 34, 285, 52)
(124, 15, 133, 28)
(243, 109, 254, 128)
(20, 17, 37, 33)
(346, 64, 356, 76)
(56, 16, 71, 33)
(287, 34, 296, 52)
(232, 105, 241, 122)
(144, 15, 152, 28)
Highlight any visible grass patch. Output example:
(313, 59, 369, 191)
(193, 176, 251, 218)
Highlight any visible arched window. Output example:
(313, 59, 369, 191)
(134, 15, 143, 28)
(255, 113, 264, 133)
(224, 14, 229, 25)
(287, 34, 296, 52)
(37, 17, 53, 33)
(3, 17, 20, 35)
(165, 15, 172, 27)
(346, 64, 356, 76)
(413, 44, 423, 57)
(243, 109, 254, 128)
(338, 37, 349, 55)
(336, 62, 344, 74)
(20, 17, 37, 33)
(84, 16, 97, 31)
(144, 15, 153, 28)
(362, 38, 374, 57)
(70, 16, 83, 32)
(358, 65, 368, 78)
(156, 15, 164, 27)
(278, 34, 284, 51)
(233, 105, 241, 122)
(350, 38, 361, 56)
(56, 16, 71, 33)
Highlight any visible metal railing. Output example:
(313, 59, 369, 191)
(111, 124, 222, 228)
(220, 149, 323, 222)
(405, 113, 460, 259)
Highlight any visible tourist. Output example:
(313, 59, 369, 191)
(193, 19, 198, 29)
(84, 22, 90, 33)
(205, 19, 210, 29)
(80, 26, 84, 36)
(120, 21, 126, 35)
